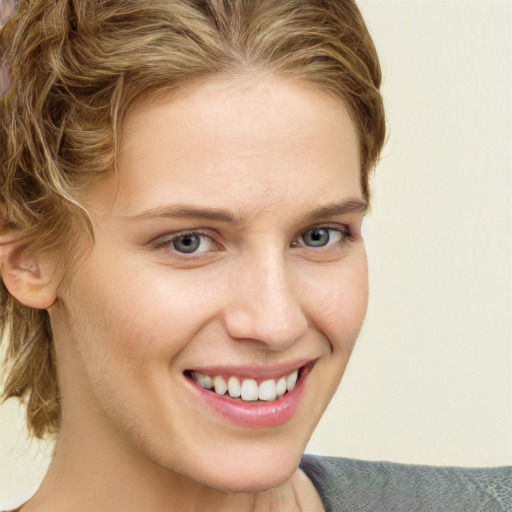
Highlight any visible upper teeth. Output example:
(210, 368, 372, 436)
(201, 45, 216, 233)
(193, 370, 299, 402)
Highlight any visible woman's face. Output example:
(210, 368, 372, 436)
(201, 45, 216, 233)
(53, 75, 368, 492)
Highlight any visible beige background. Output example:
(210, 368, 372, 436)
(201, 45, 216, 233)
(1, 0, 511, 508)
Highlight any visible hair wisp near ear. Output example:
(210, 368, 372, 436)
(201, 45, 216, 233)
(0, 216, 60, 440)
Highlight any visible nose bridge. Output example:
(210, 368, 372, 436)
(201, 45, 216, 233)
(224, 246, 308, 348)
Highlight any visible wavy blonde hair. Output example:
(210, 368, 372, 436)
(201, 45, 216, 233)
(0, 0, 385, 439)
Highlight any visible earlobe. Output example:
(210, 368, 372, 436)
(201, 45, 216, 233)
(0, 235, 57, 310)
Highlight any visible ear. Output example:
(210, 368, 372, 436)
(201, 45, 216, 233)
(0, 232, 58, 310)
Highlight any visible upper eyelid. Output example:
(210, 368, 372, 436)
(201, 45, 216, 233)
(152, 223, 348, 241)
(302, 223, 348, 231)
(150, 229, 215, 246)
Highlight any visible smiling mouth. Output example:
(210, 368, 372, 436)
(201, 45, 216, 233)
(184, 365, 309, 404)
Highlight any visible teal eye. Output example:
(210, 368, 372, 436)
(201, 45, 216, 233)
(300, 228, 343, 247)
(172, 235, 202, 253)
(302, 229, 330, 247)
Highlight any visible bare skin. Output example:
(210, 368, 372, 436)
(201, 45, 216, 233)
(5, 74, 366, 512)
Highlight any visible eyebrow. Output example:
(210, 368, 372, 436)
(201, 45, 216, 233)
(299, 198, 368, 224)
(123, 205, 240, 223)
(123, 198, 368, 224)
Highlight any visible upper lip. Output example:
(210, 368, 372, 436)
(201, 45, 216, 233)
(185, 358, 317, 379)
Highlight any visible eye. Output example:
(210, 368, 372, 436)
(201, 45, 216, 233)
(299, 228, 344, 248)
(154, 232, 217, 255)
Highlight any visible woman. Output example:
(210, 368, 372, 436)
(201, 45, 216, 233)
(0, 1, 509, 511)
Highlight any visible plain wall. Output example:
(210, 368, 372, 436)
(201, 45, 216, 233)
(1, 0, 511, 508)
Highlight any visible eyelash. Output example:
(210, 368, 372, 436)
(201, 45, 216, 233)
(150, 225, 353, 259)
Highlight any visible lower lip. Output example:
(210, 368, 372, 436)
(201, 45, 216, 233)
(185, 367, 310, 429)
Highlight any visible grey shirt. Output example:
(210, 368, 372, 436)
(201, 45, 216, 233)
(3, 455, 510, 511)
(300, 455, 512, 512)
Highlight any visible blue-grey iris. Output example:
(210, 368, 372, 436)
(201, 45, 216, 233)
(302, 229, 330, 247)
(173, 235, 201, 253)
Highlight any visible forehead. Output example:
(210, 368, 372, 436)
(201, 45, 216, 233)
(89, 75, 362, 219)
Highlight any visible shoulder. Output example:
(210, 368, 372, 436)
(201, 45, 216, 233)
(300, 454, 512, 512)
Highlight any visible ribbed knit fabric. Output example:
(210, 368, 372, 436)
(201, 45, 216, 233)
(300, 455, 512, 512)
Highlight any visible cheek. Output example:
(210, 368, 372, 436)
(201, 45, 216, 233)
(302, 253, 369, 350)
(68, 256, 224, 370)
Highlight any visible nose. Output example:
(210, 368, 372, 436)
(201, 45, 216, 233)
(223, 249, 309, 350)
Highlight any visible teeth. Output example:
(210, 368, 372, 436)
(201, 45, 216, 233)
(258, 379, 277, 401)
(190, 368, 301, 402)
(276, 377, 287, 396)
(241, 379, 259, 401)
(213, 376, 228, 396)
(196, 373, 213, 389)
(286, 370, 298, 392)
(228, 376, 241, 398)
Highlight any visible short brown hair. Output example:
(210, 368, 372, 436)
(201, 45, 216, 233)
(0, 0, 385, 438)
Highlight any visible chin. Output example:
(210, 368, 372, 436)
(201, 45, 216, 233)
(156, 438, 306, 495)
(205, 457, 300, 494)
